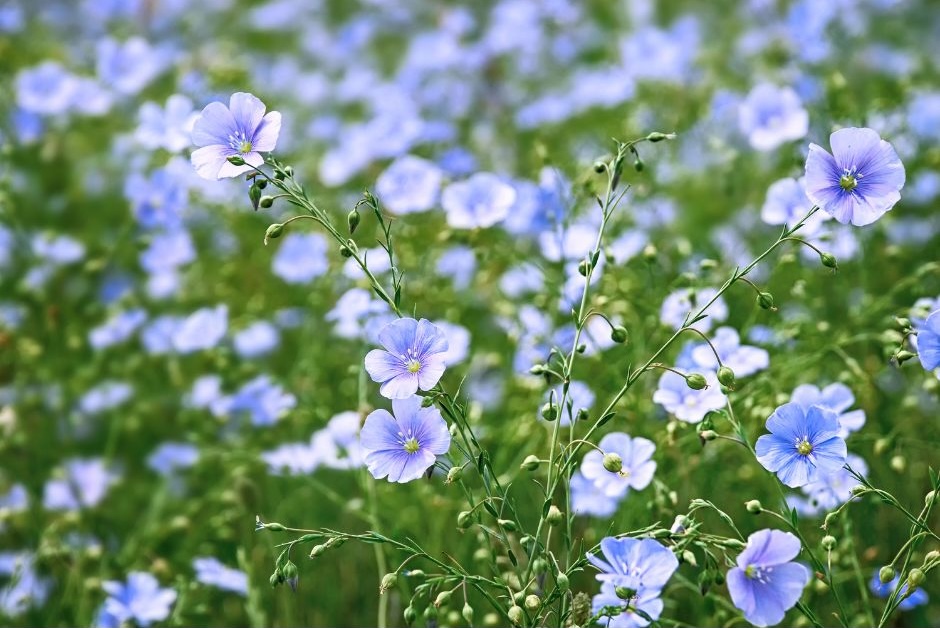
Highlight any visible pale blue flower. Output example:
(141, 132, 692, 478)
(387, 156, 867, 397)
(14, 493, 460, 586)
(570, 471, 623, 517)
(15, 61, 79, 115)
(172, 305, 228, 353)
(756, 402, 847, 488)
(690, 326, 770, 378)
(738, 83, 808, 151)
(216, 375, 296, 427)
(761, 177, 829, 236)
(441, 173, 516, 229)
(271, 233, 329, 284)
(78, 381, 133, 415)
(233, 321, 280, 359)
(360, 395, 451, 483)
(581, 433, 656, 498)
(788, 453, 867, 517)
(436, 245, 476, 291)
(727, 529, 810, 627)
(869, 571, 929, 610)
(147, 443, 199, 477)
(805, 127, 905, 226)
(790, 383, 865, 438)
(136, 94, 198, 152)
(375, 155, 443, 214)
(916, 310, 940, 371)
(89, 309, 147, 350)
(0, 552, 51, 617)
(43, 458, 118, 511)
(652, 371, 726, 424)
(659, 287, 727, 333)
(97, 572, 176, 627)
(32, 234, 85, 265)
(587, 537, 679, 593)
(191, 92, 281, 180)
(125, 169, 187, 230)
(96, 37, 168, 95)
(365, 318, 449, 399)
(193, 557, 248, 596)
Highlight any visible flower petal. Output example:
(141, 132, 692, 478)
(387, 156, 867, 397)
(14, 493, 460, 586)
(252, 111, 281, 152)
(191, 101, 236, 147)
(229, 92, 266, 135)
(191, 145, 234, 180)
(379, 373, 419, 399)
(359, 409, 400, 452)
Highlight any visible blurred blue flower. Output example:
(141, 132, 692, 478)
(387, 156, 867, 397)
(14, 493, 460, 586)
(15, 61, 79, 116)
(69, 78, 113, 117)
(755, 402, 847, 488)
(590, 581, 667, 628)
(788, 452, 867, 517)
(217, 375, 296, 427)
(581, 433, 656, 498)
(136, 94, 198, 152)
(916, 310, 940, 371)
(652, 371, 725, 424)
(271, 232, 329, 284)
(907, 91, 940, 143)
(499, 263, 545, 298)
(436, 245, 476, 291)
(125, 168, 188, 230)
(261, 442, 320, 476)
(186, 375, 224, 410)
(173, 305, 228, 353)
(32, 234, 85, 265)
(360, 395, 451, 483)
(375, 155, 443, 215)
(789, 383, 865, 438)
(78, 381, 133, 415)
(141, 315, 184, 355)
(364, 318, 449, 399)
(43, 458, 118, 511)
(619, 17, 699, 83)
(96, 572, 176, 628)
(313, 411, 364, 470)
(659, 287, 727, 333)
(805, 127, 905, 226)
(441, 173, 516, 229)
(326, 288, 391, 339)
(0, 483, 27, 513)
(436, 147, 478, 177)
(690, 326, 769, 378)
(738, 83, 808, 152)
(147, 442, 199, 476)
(342, 246, 391, 280)
(0, 552, 51, 617)
(233, 321, 280, 359)
(89, 308, 147, 350)
(570, 471, 622, 517)
(96, 37, 168, 95)
(193, 557, 249, 596)
(433, 320, 470, 366)
(191, 92, 281, 180)
(761, 177, 829, 237)
(869, 571, 929, 610)
(727, 529, 810, 627)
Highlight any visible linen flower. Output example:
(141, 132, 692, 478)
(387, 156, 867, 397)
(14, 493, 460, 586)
(96, 572, 176, 628)
(441, 172, 516, 229)
(804, 127, 905, 226)
(651, 370, 726, 424)
(738, 83, 808, 152)
(191, 92, 281, 180)
(755, 402, 847, 488)
(193, 557, 249, 596)
(789, 382, 865, 438)
(869, 571, 929, 610)
(360, 396, 451, 483)
(364, 318, 449, 399)
(590, 581, 666, 628)
(580, 433, 656, 498)
(570, 471, 623, 518)
(727, 529, 810, 627)
(915, 309, 940, 371)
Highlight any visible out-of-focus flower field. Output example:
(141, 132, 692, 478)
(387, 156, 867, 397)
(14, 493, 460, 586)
(1, 0, 939, 626)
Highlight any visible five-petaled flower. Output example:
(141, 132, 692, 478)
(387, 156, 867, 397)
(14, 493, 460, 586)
(915, 309, 940, 372)
(755, 402, 847, 488)
(359, 395, 451, 483)
(364, 318, 449, 399)
(727, 529, 810, 627)
(191, 92, 281, 180)
(804, 127, 905, 226)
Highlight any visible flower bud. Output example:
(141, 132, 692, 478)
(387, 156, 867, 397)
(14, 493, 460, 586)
(821, 535, 836, 550)
(435, 590, 452, 608)
(575, 408, 589, 423)
(227, 155, 246, 166)
(681, 550, 698, 566)
(699, 429, 717, 441)
(446, 466, 463, 483)
(424, 606, 438, 622)
(610, 326, 629, 344)
(347, 209, 361, 234)
(529, 364, 546, 375)
(895, 350, 916, 364)
(647, 131, 675, 143)
(890, 455, 906, 473)
(520, 455, 541, 471)
(546, 505, 564, 526)
(593, 160, 607, 173)
(927, 490, 937, 506)
(820, 252, 838, 269)
(497, 519, 517, 532)
(249, 183, 262, 210)
(309, 544, 326, 558)
(908, 568, 925, 588)
(717, 366, 736, 390)
(879, 566, 895, 583)
(556, 572, 570, 592)
(269, 571, 282, 587)
(685, 373, 708, 390)
(925, 550, 939, 563)
(670, 515, 688, 534)
(746, 500, 762, 514)
(263, 522, 286, 531)
(602, 452, 623, 473)
(633, 156, 644, 172)
(615, 585, 637, 600)
(576, 343, 587, 354)
(264, 223, 284, 246)
(282, 560, 299, 591)
(757, 292, 776, 310)
(541, 402, 558, 421)
(524, 594, 540, 611)
(508, 605, 525, 626)
(403, 605, 417, 626)
(339, 244, 353, 258)
(259, 195, 274, 209)
(380, 572, 398, 593)
(457, 511, 473, 529)
(406, 569, 426, 581)
(532, 558, 549, 575)
(462, 603, 474, 625)
(578, 259, 590, 276)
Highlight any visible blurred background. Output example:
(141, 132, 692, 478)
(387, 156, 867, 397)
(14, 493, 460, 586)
(1, 0, 939, 626)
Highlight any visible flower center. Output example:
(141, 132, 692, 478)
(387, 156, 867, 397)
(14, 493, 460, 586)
(839, 174, 857, 191)
(796, 439, 813, 456)
(406, 359, 422, 374)
(403, 437, 420, 454)
(238, 140, 253, 154)
(227, 130, 253, 154)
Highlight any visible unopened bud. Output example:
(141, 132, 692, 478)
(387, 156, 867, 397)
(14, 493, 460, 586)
(820, 252, 838, 269)
(746, 500, 762, 514)
(249, 183, 262, 210)
(717, 366, 736, 390)
(670, 515, 688, 534)
(593, 160, 607, 173)
(446, 466, 463, 483)
(556, 572, 570, 592)
(497, 519, 517, 532)
(541, 402, 558, 421)
(529, 364, 546, 375)
(435, 590, 452, 608)
(633, 156, 644, 172)
(642, 243, 658, 262)
(685, 373, 708, 390)
(546, 505, 563, 526)
(508, 605, 525, 626)
(424, 606, 438, 622)
(578, 259, 590, 276)
(614, 585, 637, 600)
(403, 605, 417, 626)
(925, 550, 940, 563)
(263, 522, 286, 532)
(524, 594, 540, 611)
(309, 544, 326, 558)
(646, 131, 675, 143)
(259, 195, 274, 209)
(347, 209, 361, 234)
(895, 350, 916, 364)
(927, 490, 937, 506)
(339, 245, 353, 258)
(520, 455, 541, 471)
(821, 535, 836, 550)
(264, 223, 284, 246)
(380, 572, 398, 593)
(462, 603, 474, 625)
(896, 317, 911, 329)
(757, 292, 776, 310)
(611, 326, 629, 344)
(602, 452, 623, 473)
(699, 429, 717, 441)
(890, 455, 906, 473)
(879, 566, 895, 584)
(457, 510, 473, 529)
(227, 155, 246, 166)
(908, 568, 925, 588)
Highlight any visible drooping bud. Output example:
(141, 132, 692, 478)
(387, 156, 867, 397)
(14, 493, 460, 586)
(646, 131, 675, 143)
(281, 560, 299, 591)
(524, 595, 540, 611)
(699, 429, 717, 441)
(406, 569, 426, 581)
(602, 452, 623, 473)
(614, 585, 637, 600)
(925, 550, 940, 563)
(380, 572, 398, 593)
(497, 519, 517, 532)
(556, 572, 570, 592)
(435, 590, 452, 608)
(249, 183, 262, 210)
(309, 544, 326, 558)
(424, 606, 438, 622)
(508, 605, 525, 626)
(879, 566, 895, 584)
(670, 515, 688, 534)
(446, 466, 463, 483)
(685, 373, 708, 390)
(757, 292, 776, 310)
(529, 364, 546, 375)
(895, 350, 916, 364)
(462, 603, 474, 625)
(820, 252, 838, 270)
(403, 605, 417, 626)
(264, 223, 284, 246)
(546, 505, 563, 526)
(541, 402, 558, 421)
(347, 209, 361, 234)
(520, 455, 541, 471)
(259, 195, 274, 209)
(895, 317, 912, 329)
(746, 500, 762, 514)
(611, 326, 629, 344)
(269, 571, 282, 587)
(578, 259, 590, 276)
(821, 535, 837, 550)
(908, 568, 925, 588)
(717, 366, 736, 390)
(457, 511, 473, 529)
(890, 455, 906, 473)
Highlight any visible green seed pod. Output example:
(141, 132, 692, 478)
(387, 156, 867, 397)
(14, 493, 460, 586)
(520, 455, 541, 471)
(339, 244, 353, 258)
(717, 366, 736, 390)
(456, 511, 473, 529)
(264, 522, 286, 532)
(820, 252, 838, 269)
(685, 373, 708, 390)
(602, 452, 623, 473)
(462, 602, 474, 625)
(446, 466, 463, 483)
(403, 605, 417, 626)
(227, 155, 246, 166)
(908, 568, 925, 588)
(541, 402, 558, 421)
(556, 572, 570, 592)
(646, 131, 674, 142)
(497, 519, 517, 532)
(249, 183, 262, 210)
(615, 585, 637, 600)
(424, 605, 438, 622)
(309, 544, 326, 558)
(508, 605, 525, 626)
(259, 195, 274, 209)
(578, 259, 590, 276)
(524, 594, 540, 611)
(746, 500, 762, 514)
(879, 566, 895, 584)
(380, 572, 398, 593)
(610, 325, 629, 344)
(757, 292, 775, 310)
(435, 590, 452, 608)
(546, 505, 564, 527)
(347, 208, 361, 234)
(264, 223, 284, 246)
(821, 535, 837, 550)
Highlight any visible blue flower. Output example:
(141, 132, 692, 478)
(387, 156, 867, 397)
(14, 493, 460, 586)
(365, 318, 449, 399)
(193, 557, 249, 596)
(233, 321, 280, 359)
(436, 245, 477, 291)
(727, 529, 810, 627)
(136, 94, 198, 152)
(0, 552, 51, 617)
(271, 232, 329, 284)
(586, 537, 679, 590)
(191, 92, 281, 180)
(788, 453, 867, 517)
(15, 61, 79, 116)
(659, 287, 727, 333)
(916, 310, 940, 371)
(869, 571, 929, 610)
(360, 395, 451, 483)
(652, 370, 726, 424)
(31, 234, 85, 265)
(570, 471, 623, 518)
(738, 83, 808, 152)
(589, 582, 666, 628)
(96, 37, 168, 95)
(375, 155, 443, 214)
(78, 381, 134, 415)
(804, 127, 906, 226)
(43, 458, 118, 511)
(124, 168, 187, 230)
(761, 177, 829, 237)
(755, 402, 847, 488)
(89, 309, 147, 350)
(689, 326, 769, 378)
(97, 572, 176, 628)
(216, 375, 296, 427)
(172, 305, 228, 353)
(789, 383, 866, 438)
(581, 433, 656, 498)
(441, 173, 516, 229)
(147, 442, 199, 477)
